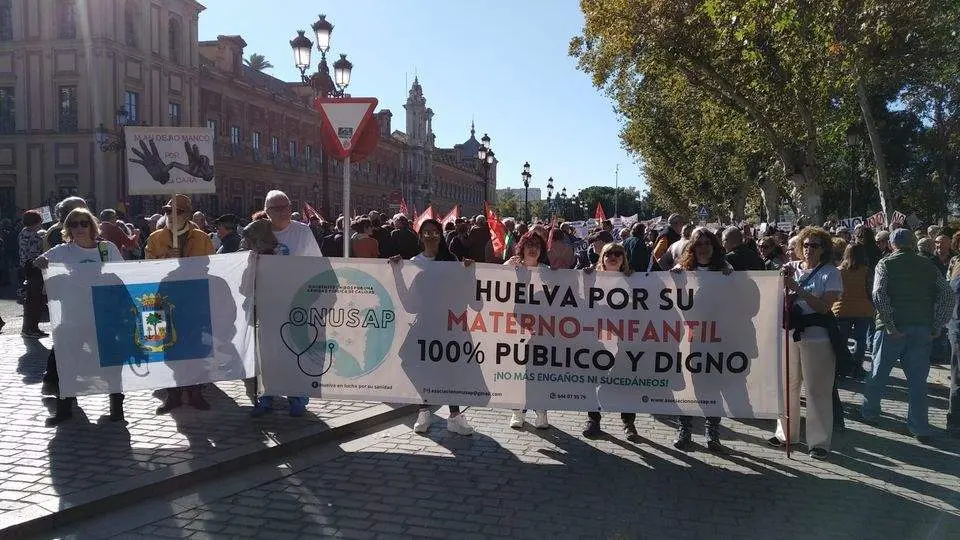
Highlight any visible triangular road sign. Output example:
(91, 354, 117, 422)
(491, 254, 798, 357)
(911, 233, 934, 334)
(315, 97, 378, 159)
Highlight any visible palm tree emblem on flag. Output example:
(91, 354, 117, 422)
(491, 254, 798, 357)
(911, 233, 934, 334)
(134, 293, 178, 353)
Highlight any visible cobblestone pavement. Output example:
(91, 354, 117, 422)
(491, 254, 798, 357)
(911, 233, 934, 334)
(0, 331, 380, 526)
(77, 365, 960, 539)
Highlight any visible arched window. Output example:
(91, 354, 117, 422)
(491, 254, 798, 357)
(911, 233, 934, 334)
(168, 18, 181, 64)
(58, 0, 76, 39)
(0, 0, 12, 41)
(124, 1, 138, 48)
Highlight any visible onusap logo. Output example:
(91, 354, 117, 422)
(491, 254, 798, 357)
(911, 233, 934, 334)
(281, 268, 396, 379)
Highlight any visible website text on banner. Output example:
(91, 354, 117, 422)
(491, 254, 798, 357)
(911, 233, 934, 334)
(44, 253, 256, 397)
(256, 257, 784, 418)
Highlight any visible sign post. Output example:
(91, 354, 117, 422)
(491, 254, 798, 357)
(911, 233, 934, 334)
(697, 205, 709, 223)
(315, 97, 378, 258)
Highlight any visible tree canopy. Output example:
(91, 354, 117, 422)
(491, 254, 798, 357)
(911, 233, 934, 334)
(571, 0, 960, 225)
(244, 53, 274, 72)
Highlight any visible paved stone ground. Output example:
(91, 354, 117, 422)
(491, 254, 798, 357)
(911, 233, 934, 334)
(0, 326, 379, 526)
(74, 365, 960, 539)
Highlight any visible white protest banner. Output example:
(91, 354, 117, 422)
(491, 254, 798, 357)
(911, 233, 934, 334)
(44, 253, 255, 397)
(839, 217, 863, 229)
(866, 211, 885, 228)
(125, 127, 216, 195)
(256, 257, 783, 418)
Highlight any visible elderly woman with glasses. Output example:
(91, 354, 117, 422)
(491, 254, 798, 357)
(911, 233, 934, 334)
(669, 228, 733, 451)
(33, 207, 125, 426)
(581, 242, 639, 439)
(505, 232, 552, 430)
(769, 226, 843, 459)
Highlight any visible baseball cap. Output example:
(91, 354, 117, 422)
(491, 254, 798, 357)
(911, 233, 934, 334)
(162, 194, 192, 214)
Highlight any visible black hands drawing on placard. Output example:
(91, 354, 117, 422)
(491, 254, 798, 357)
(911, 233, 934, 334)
(129, 140, 215, 185)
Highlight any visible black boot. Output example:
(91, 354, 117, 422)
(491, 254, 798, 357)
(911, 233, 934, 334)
(705, 417, 724, 452)
(46, 398, 74, 427)
(156, 388, 182, 415)
(673, 417, 693, 450)
(109, 393, 125, 422)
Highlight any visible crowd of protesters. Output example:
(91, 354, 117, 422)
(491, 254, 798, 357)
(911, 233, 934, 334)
(3, 196, 958, 459)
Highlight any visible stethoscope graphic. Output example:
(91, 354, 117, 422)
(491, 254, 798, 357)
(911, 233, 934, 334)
(280, 322, 335, 377)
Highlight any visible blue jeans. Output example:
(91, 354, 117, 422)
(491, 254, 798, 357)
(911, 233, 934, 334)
(257, 395, 309, 409)
(946, 323, 960, 430)
(861, 325, 934, 436)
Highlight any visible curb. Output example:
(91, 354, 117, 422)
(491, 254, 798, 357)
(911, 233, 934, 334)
(1, 403, 418, 538)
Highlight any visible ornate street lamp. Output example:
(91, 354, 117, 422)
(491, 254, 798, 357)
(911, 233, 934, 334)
(477, 133, 494, 208)
(546, 176, 554, 215)
(96, 106, 131, 212)
(290, 14, 355, 219)
(521, 161, 531, 223)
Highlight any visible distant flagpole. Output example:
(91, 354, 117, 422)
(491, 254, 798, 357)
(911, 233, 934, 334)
(614, 164, 620, 217)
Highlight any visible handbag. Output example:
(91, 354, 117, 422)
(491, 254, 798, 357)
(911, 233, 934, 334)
(784, 262, 826, 330)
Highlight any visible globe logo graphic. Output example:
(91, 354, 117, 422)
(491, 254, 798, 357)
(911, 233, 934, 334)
(286, 268, 396, 379)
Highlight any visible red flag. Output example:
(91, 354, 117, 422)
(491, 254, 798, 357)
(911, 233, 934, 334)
(485, 202, 507, 256)
(414, 205, 435, 233)
(595, 202, 607, 222)
(303, 202, 322, 222)
(441, 205, 460, 228)
(399, 198, 409, 217)
(547, 215, 559, 250)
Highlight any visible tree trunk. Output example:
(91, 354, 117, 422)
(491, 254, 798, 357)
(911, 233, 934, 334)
(728, 183, 749, 224)
(856, 78, 893, 227)
(791, 173, 823, 226)
(759, 175, 779, 224)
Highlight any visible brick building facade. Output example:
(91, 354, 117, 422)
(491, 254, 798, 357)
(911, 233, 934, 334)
(0, 1, 496, 220)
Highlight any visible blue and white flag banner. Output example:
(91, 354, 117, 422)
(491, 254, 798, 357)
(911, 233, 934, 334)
(44, 253, 256, 397)
(257, 257, 784, 419)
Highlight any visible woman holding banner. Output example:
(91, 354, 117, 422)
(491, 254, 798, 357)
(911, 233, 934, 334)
(391, 219, 475, 436)
(505, 232, 551, 429)
(33, 207, 126, 425)
(769, 227, 842, 460)
(582, 242, 638, 439)
(670, 228, 732, 451)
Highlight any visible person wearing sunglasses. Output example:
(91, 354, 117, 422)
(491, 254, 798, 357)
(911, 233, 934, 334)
(145, 194, 216, 414)
(505, 231, 552, 429)
(769, 226, 842, 459)
(390, 219, 476, 436)
(582, 242, 639, 439)
(669, 228, 733, 451)
(33, 207, 125, 426)
(758, 237, 784, 270)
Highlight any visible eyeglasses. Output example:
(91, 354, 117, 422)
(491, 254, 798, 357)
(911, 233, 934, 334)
(604, 251, 624, 259)
(802, 242, 821, 249)
(66, 221, 91, 229)
(266, 204, 291, 212)
(421, 231, 441, 238)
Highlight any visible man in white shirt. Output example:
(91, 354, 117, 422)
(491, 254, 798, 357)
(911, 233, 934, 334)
(251, 190, 321, 418)
(265, 191, 322, 257)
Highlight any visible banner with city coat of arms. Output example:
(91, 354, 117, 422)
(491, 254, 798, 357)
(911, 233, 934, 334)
(43, 253, 256, 397)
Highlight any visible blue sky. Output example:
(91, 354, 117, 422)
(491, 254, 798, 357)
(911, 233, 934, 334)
(197, 0, 645, 198)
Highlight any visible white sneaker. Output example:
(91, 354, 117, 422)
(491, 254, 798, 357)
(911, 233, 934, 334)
(414, 410, 432, 433)
(509, 410, 525, 429)
(534, 410, 550, 429)
(446, 414, 474, 436)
